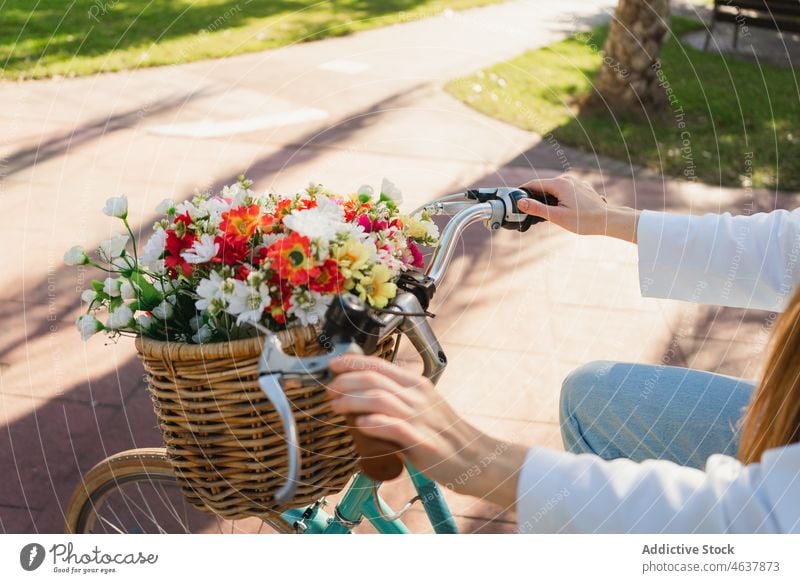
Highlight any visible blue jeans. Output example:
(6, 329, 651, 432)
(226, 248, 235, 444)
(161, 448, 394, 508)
(560, 361, 756, 469)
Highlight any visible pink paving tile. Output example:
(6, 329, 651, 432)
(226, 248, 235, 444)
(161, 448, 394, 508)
(0, 394, 119, 514)
(0, 506, 40, 534)
(0, 390, 162, 533)
(0, 302, 145, 407)
(435, 345, 567, 423)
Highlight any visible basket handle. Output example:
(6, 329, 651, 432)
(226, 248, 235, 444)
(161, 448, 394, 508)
(258, 374, 301, 506)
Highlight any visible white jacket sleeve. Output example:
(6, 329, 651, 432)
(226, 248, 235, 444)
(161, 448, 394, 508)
(637, 209, 800, 311)
(516, 444, 800, 533)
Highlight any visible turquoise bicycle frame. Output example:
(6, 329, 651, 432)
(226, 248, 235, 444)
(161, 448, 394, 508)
(279, 463, 458, 534)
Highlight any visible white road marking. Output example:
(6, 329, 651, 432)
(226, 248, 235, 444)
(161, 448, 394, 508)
(319, 59, 371, 74)
(148, 107, 329, 138)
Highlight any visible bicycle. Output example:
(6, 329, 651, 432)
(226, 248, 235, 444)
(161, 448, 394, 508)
(65, 186, 557, 534)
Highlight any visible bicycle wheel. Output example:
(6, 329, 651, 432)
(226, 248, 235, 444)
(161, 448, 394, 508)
(65, 448, 294, 534)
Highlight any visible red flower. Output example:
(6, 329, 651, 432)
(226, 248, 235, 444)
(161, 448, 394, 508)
(309, 259, 344, 294)
(251, 245, 270, 267)
(235, 264, 251, 281)
(343, 197, 370, 222)
(275, 199, 294, 222)
(298, 198, 317, 211)
(214, 234, 250, 266)
(164, 213, 195, 277)
(268, 277, 293, 325)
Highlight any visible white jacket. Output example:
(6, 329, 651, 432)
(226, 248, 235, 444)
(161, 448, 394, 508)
(517, 209, 800, 533)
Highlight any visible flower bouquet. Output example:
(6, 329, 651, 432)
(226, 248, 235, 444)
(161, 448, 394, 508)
(67, 176, 438, 344)
(65, 177, 439, 515)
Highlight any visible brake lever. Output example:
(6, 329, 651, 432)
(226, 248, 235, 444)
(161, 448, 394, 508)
(257, 298, 406, 506)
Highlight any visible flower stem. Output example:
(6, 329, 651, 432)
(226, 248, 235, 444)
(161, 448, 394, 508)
(123, 218, 139, 264)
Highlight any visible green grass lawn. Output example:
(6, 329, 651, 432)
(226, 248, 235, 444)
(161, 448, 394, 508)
(446, 17, 800, 191)
(0, 0, 500, 80)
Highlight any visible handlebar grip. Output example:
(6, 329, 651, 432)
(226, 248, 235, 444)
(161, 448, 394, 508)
(346, 414, 405, 481)
(516, 187, 560, 231)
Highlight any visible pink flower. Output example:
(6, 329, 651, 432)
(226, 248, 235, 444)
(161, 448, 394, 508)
(408, 241, 424, 268)
(356, 214, 372, 233)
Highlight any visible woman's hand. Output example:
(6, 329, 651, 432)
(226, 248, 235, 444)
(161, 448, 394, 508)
(327, 354, 528, 509)
(518, 174, 640, 243)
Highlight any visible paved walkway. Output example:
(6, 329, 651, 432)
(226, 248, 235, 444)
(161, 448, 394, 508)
(1, 0, 796, 533)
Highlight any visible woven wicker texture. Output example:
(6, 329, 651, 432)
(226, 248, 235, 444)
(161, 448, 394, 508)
(135, 326, 394, 519)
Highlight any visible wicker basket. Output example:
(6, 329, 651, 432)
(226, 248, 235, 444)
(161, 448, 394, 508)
(135, 326, 395, 519)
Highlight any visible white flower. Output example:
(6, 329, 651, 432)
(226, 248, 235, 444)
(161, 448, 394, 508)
(155, 198, 175, 215)
(203, 197, 231, 227)
(140, 228, 167, 273)
(221, 183, 253, 206)
(192, 325, 213, 344)
(98, 234, 129, 259)
(357, 184, 374, 197)
(381, 178, 403, 204)
(224, 279, 270, 325)
(76, 315, 103, 341)
(64, 245, 89, 266)
(283, 196, 344, 243)
(102, 195, 128, 219)
(106, 305, 134, 330)
(136, 313, 154, 331)
(175, 200, 203, 220)
(181, 233, 219, 264)
(196, 272, 225, 314)
(81, 289, 97, 304)
(288, 290, 332, 327)
(119, 279, 137, 301)
(152, 301, 174, 320)
(103, 277, 121, 297)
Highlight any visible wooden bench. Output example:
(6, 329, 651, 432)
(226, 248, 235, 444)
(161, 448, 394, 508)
(704, 0, 800, 50)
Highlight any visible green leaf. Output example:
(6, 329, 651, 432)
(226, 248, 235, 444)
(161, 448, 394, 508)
(128, 271, 163, 310)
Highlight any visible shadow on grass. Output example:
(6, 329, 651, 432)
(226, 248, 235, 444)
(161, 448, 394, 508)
(2, 0, 454, 77)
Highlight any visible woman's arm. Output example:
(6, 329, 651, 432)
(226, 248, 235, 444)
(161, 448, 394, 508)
(518, 175, 800, 311)
(517, 445, 794, 534)
(326, 355, 797, 533)
(326, 354, 527, 509)
(636, 209, 800, 311)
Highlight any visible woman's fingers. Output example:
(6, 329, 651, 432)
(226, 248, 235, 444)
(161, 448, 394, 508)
(517, 197, 566, 222)
(330, 353, 429, 389)
(519, 177, 567, 197)
(327, 370, 417, 416)
(353, 413, 420, 450)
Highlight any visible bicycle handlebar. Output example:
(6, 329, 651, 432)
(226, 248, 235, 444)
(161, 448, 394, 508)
(258, 186, 558, 505)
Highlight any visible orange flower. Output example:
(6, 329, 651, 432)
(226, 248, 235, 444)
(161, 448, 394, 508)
(220, 205, 267, 239)
(266, 232, 314, 286)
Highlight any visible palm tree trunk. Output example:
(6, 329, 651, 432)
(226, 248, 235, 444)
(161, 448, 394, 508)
(587, 0, 671, 116)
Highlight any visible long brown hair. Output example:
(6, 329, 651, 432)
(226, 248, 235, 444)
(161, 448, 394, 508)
(738, 287, 800, 463)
